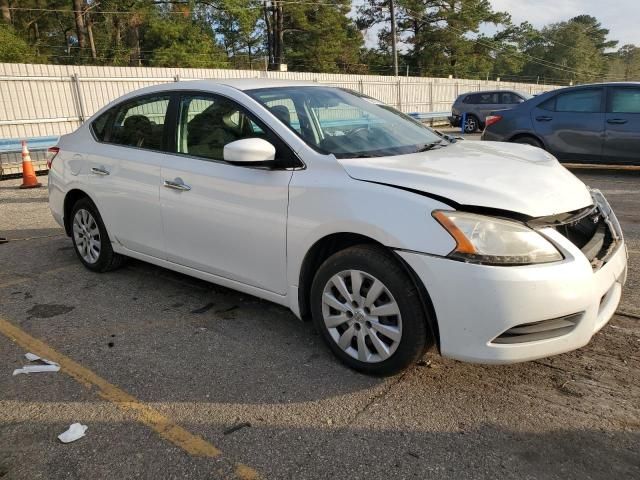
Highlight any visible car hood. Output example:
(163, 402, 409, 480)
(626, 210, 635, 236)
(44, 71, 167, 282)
(338, 141, 593, 218)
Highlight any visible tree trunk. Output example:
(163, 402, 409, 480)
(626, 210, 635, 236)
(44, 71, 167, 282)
(1, 0, 11, 24)
(112, 15, 121, 57)
(72, 0, 87, 50)
(87, 13, 97, 60)
(263, 3, 274, 66)
(129, 23, 142, 66)
(275, 1, 284, 68)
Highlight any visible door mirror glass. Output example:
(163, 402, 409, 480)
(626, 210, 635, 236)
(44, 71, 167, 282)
(223, 138, 276, 164)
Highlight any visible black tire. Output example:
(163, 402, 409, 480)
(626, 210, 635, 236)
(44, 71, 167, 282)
(463, 115, 480, 133)
(310, 244, 432, 376)
(70, 197, 125, 272)
(512, 136, 544, 149)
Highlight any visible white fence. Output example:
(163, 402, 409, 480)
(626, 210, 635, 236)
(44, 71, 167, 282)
(0, 63, 559, 139)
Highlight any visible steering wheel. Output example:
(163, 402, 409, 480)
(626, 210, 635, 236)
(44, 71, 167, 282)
(346, 126, 369, 138)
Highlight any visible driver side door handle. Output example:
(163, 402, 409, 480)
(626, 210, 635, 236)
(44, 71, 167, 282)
(535, 116, 553, 122)
(163, 179, 191, 191)
(91, 166, 110, 176)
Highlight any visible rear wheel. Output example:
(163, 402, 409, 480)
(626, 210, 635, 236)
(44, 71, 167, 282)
(512, 136, 543, 149)
(70, 198, 125, 272)
(310, 245, 431, 376)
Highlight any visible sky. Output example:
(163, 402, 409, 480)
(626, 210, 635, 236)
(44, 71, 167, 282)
(489, 0, 639, 47)
(357, 0, 639, 49)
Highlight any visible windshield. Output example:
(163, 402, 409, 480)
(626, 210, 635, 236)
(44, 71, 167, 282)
(246, 86, 444, 158)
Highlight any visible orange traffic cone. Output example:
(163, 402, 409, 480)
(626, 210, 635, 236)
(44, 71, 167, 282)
(19, 140, 42, 189)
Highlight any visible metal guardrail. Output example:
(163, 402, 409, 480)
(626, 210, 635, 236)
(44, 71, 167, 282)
(0, 136, 59, 154)
(0, 135, 58, 178)
(407, 111, 451, 121)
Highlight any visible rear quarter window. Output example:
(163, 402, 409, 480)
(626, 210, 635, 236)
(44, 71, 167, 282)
(91, 111, 111, 141)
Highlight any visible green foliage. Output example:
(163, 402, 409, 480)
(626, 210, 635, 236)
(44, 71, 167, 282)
(282, 1, 364, 73)
(0, 25, 37, 62)
(521, 16, 615, 83)
(141, 12, 227, 68)
(0, 0, 635, 83)
(202, 0, 264, 66)
(608, 45, 640, 81)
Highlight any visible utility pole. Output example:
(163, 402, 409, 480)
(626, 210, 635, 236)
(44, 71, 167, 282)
(389, 0, 398, 77)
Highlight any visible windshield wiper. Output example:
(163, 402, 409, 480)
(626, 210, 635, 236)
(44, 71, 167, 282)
(416, 140, 446, 152)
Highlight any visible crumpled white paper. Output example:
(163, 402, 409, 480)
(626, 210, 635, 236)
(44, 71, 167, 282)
(58, 423, 88, 443)
(12, 353, 60, 375)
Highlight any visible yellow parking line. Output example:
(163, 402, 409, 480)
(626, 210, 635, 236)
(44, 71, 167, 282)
(0, 316, 259, 477)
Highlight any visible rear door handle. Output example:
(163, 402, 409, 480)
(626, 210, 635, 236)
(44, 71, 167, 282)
(535, 116, 552, 122)
(163, 179, 191, 191)
(91, 166, 110, 176)
(607, 118, 628, 125)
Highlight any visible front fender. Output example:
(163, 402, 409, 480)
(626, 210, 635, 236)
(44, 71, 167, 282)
(286, 169, 457, 299)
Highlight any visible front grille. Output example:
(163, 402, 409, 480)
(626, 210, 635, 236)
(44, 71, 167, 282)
(492, 313, 583, 344)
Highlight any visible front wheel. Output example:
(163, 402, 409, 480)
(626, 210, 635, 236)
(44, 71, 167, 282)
(310, 245, 432, 376)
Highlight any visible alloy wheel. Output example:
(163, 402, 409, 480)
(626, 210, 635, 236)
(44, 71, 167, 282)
(72, 208, 101, 264)
(464, 117, 477, 133)
(321, 269, 402, 363)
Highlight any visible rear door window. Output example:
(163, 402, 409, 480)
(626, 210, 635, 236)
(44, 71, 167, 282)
(106, 95, 171, 150)
(553, 89, 603, 113)
(477, 92, 499, 104)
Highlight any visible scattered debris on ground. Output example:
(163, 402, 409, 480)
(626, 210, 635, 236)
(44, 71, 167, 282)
(57, 423, 88, 444)
(223, 422, 251, 435)
(12, 352, 60, 375)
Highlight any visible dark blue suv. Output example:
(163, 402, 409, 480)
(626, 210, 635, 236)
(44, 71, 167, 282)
(482, 83, 640, 165)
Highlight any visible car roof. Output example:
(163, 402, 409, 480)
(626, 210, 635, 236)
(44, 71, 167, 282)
(198, 78, 326, 90)
(101, 79, 328, 107)
(144, 78, 323, 94)
(570, 81, 640, 87)
(457, 89, 522, 98)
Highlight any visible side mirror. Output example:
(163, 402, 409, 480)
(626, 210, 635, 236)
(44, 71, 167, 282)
(223, 138, 276, 164)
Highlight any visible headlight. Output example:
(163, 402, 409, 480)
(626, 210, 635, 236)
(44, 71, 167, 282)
(432, 211, 563, 265)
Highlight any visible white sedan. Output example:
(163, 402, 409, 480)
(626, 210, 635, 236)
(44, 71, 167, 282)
(48, 80, 627, 375)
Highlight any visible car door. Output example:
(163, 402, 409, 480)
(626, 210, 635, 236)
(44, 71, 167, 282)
(475, 92, 500, 123)
(86, 93, 171, 258)
(603, 86, 640, 164)
(531, 88, 604, 163)
(160, 92, 295, 294)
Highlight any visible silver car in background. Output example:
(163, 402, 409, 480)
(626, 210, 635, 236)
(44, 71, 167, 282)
(449, 90, 532, 133)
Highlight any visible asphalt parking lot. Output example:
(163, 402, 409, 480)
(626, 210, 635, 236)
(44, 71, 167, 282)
(1, 169, 639, 479)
